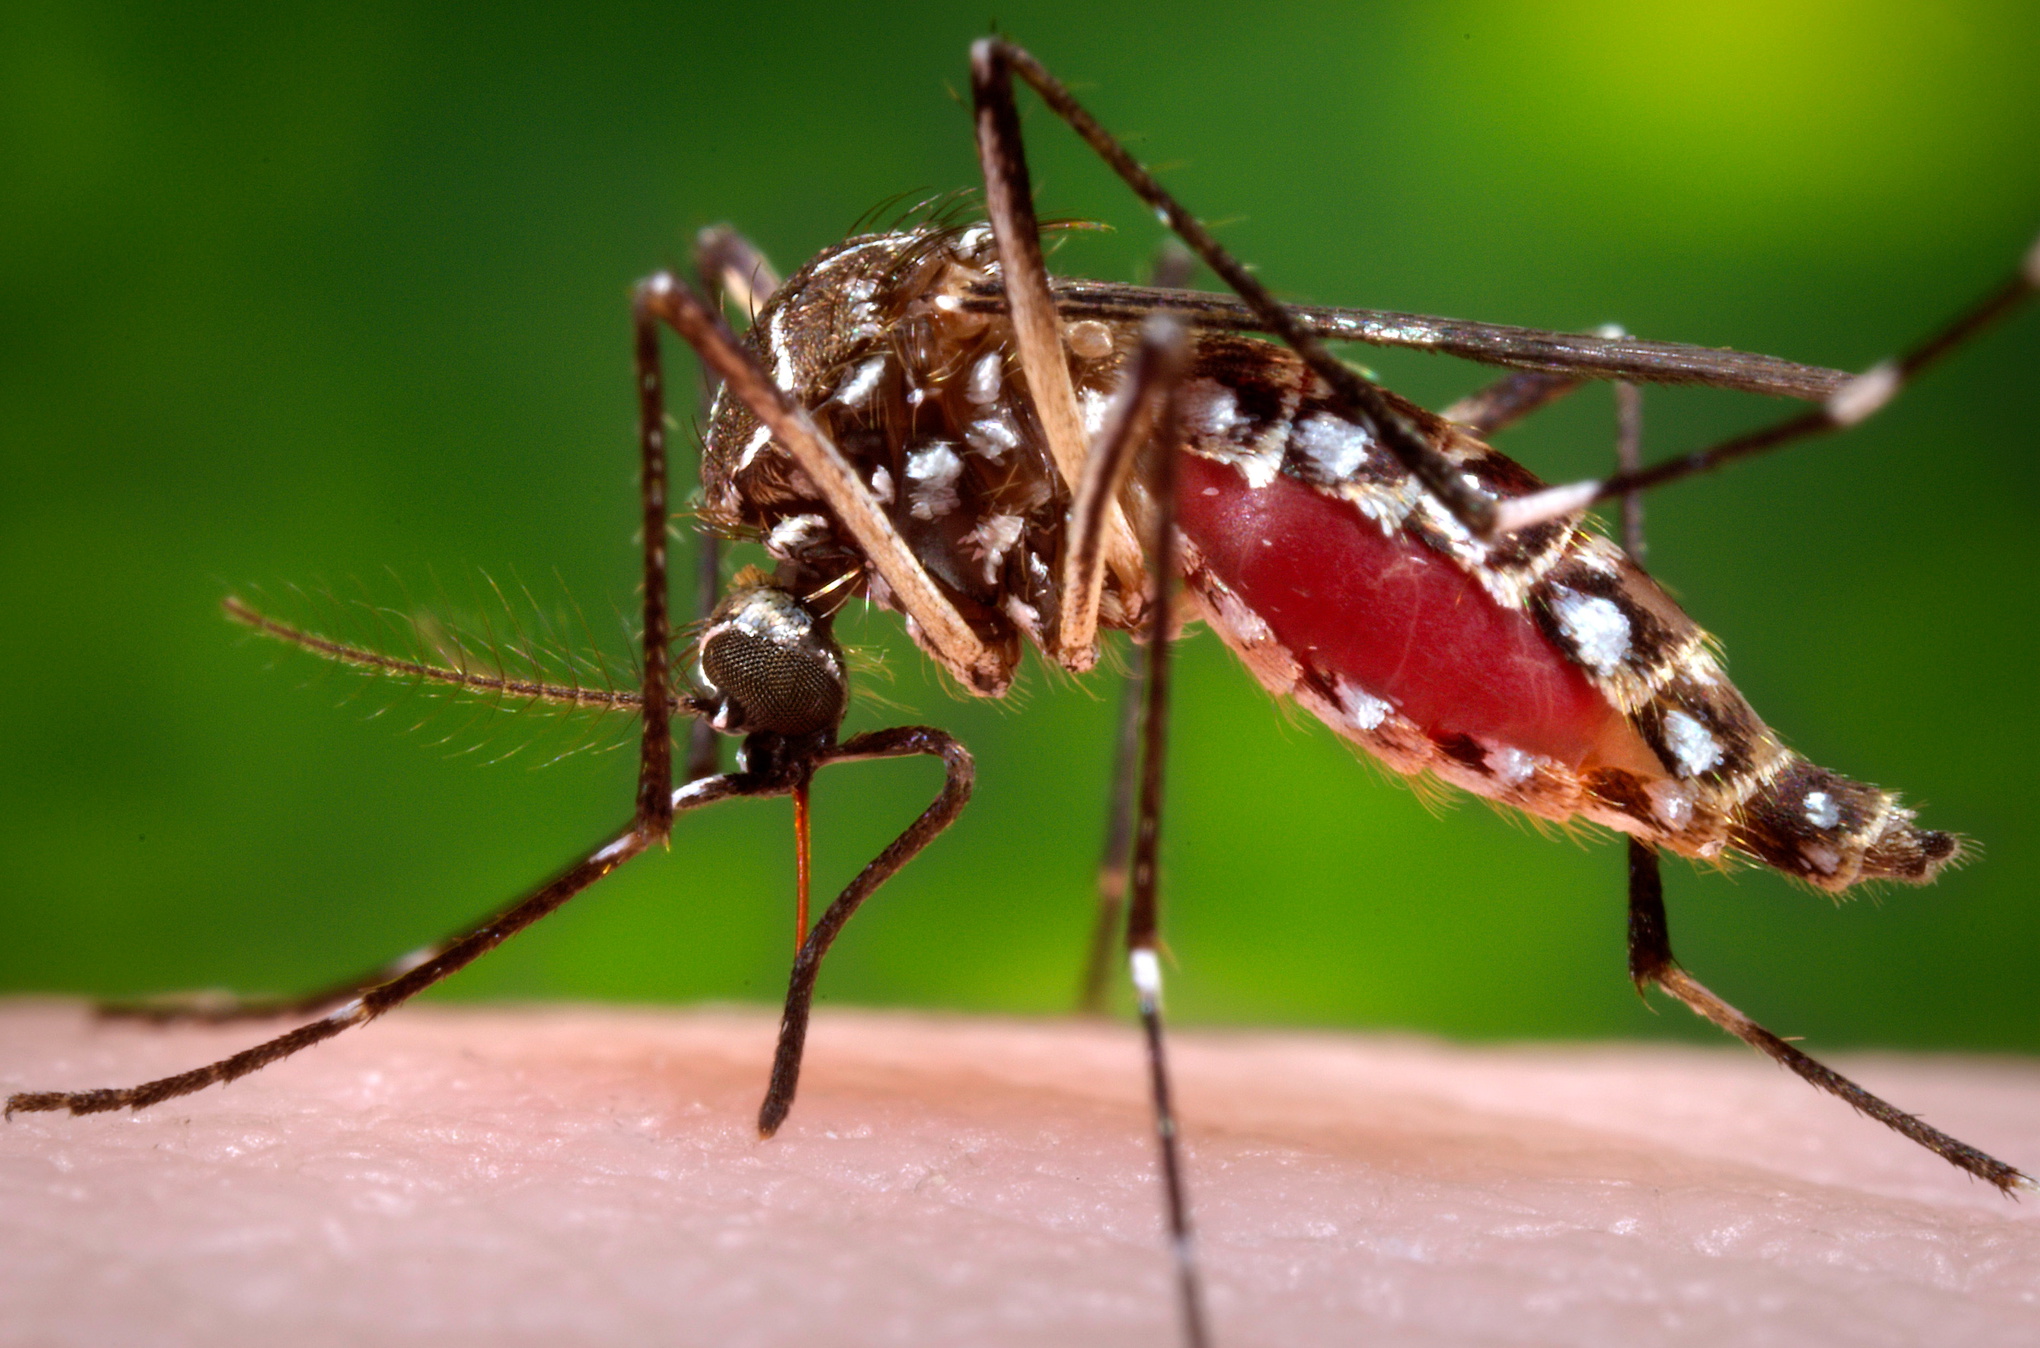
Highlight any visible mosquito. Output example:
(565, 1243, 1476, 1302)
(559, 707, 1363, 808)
(10, 37, 2037, 1348)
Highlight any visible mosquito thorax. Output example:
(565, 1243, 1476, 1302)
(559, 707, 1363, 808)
(699, 223, 1142, 690)
(695, 579, 848, 744)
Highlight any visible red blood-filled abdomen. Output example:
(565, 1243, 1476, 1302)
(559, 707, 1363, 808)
(1175, 454, 1617, 766)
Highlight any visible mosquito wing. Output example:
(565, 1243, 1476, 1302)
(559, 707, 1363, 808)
(966, 278, 1852, 401)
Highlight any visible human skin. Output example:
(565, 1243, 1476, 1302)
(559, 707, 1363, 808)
(3, 1001, 2036, 1347)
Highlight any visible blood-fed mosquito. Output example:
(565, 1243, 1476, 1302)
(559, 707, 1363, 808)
(10, 36, 2037, 1348)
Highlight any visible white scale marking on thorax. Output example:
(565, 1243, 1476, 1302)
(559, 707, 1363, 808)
(768, 514, 829, 555)
(965, 414, 1019, 461)
(964, 514, 1025, 585)
(832, 356, 887, 408)
(737, 422, 774, 471)
(905, 443, 964, 520)
(1078, 388, 1112, 439)
(768, 303, 797, 392)
(965, 352, 1003, 405)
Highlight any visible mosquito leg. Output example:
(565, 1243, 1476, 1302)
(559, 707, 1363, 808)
(1064, 317, 1190, 1010)
(1076, 253, 1195, 1011)
(1078, 663, 1142, 1015)
(95, 599, 674, 1028)
(628, 280, 683, 836)
(1116, 350, 1213, 1348)
(1609, 392, 2013, 1188)
(1058, 317, 1189, 665)
(6, 773, 769, 1118)
(1441, 369, 1588, 438)
(1625, 839, 2031, 1192)
(635, 271, 1008, 695)
(1495, 238, 2040, 534)
(974, 37, 1495, 540)
(970, 42, 1145, 661)
(1439, 325, 1650, 441)
(683, 535, 724, 781)
(95, 951, 449, 1026)
(756, 726, 975, 1136)
(1613, 379, 1646, 561)
(693, 224, 783, 325)
(1148, 239, 1196, 292)
(683, 228, 785, 784)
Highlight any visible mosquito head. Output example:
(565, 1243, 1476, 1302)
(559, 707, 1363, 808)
(695, 577, 849, 744)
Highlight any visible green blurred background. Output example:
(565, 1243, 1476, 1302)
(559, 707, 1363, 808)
(4, 1, 2036, 1053)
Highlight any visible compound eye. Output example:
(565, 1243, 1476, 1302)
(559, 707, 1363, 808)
(696, 583, 848, 739)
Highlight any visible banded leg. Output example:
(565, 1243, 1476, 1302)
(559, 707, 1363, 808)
(626, 271, 683, 835)
(1625, 839, 2030, 1192)
(971, 37, 1496, 538)
(1119, 324, 1211, 1348)
(685, 226, 786, 784)
(1069, 319, 1194, 1012)
(1078, 664, 1142, 1015)
(1058, 316, 1191, 667)
(1076, 251, 1198, 1012)
(1494, 238, 2040, 534)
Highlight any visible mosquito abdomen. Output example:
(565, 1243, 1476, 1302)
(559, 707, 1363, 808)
(1729, 756, 1962, 890)
(1167, 347, 1961, 892)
